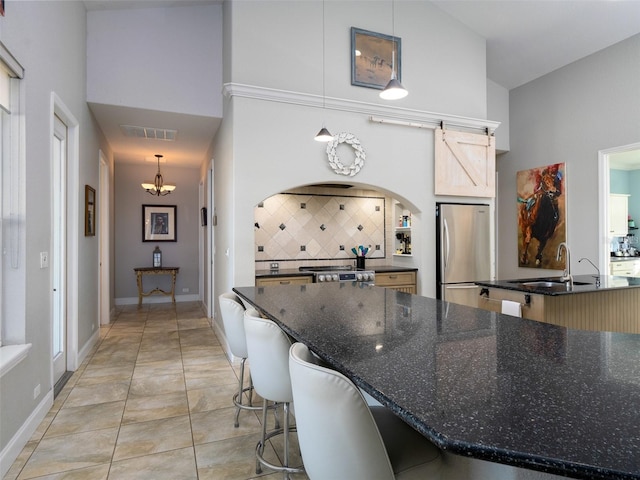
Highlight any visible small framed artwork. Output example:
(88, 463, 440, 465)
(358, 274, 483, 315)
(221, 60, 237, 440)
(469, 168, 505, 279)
(143, 205, 177, 242)
(84, 185, 96, 236)
(201, 207, 207, 226)
(351, 27, 401, 90)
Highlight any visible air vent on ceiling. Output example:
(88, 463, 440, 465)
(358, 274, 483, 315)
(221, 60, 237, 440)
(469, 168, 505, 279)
(120, 124, 177, 141)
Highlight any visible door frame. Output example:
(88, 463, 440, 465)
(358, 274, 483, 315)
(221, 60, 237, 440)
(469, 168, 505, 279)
(50, 93, 79, 377)
(99, 150, 110, 325)
(598, 141, 640, 276)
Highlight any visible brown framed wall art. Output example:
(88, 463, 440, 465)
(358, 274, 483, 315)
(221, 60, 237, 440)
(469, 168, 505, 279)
(85, 185, 96, 236)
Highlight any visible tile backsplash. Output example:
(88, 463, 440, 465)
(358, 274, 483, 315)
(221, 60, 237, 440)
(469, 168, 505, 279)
(255, 191, 386, 267)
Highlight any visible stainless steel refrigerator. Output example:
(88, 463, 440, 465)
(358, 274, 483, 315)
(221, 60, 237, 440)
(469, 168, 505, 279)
(436, 203, 491, 307)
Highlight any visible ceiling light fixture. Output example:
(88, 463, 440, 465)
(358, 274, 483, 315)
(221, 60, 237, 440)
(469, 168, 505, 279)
(314, 0, 333, 142)
(141, 154, 176, 196)
(380, 0, 408, 100)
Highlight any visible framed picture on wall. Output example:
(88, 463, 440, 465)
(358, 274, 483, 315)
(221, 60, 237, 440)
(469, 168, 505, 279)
(351, 27, 401, 90)
(85, 185, 96, 236)
(143, 205, 177, 242)
(516, 163, 566, 269)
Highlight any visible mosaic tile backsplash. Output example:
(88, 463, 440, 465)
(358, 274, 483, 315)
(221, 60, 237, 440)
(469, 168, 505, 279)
(255, 193, 385, 263)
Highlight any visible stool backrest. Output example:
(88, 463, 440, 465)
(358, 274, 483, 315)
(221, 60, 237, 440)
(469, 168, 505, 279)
(289, 342, 395, 479)
(244, 308, 293, 403)
(219, 292, 247, 358)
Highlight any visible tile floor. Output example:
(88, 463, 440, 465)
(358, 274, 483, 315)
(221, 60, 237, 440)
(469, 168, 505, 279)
(3, 302, 308, 480)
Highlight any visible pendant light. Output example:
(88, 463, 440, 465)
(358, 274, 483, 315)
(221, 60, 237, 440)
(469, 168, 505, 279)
(380, 0, 408, 100)
(314, 0, 333, 142)
(141, 154, 176, 196)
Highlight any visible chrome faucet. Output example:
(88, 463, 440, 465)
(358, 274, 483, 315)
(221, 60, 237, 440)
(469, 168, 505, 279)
(556, 242, 572, 283)
(578, 257, 601, 287)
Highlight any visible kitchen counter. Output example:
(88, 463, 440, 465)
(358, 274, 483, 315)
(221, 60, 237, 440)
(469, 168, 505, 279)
(475, 275, 640, 334)
(476, 274, 640, 296)
(234, 283, 640, 480)
(255, 265, 418, 279)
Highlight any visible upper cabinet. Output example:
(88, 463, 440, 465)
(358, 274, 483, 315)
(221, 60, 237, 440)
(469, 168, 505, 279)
(609, 194, 629, 236)
(434, 128, 496, 197)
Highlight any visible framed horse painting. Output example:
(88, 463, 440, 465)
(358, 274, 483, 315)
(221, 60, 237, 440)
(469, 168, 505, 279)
(517, 163, 566, 269)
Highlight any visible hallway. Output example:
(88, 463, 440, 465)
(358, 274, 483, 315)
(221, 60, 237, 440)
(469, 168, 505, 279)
(3, 302, 306, 480)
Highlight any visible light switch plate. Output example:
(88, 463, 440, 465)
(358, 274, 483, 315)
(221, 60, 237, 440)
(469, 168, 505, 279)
(40, 252, 49, 269)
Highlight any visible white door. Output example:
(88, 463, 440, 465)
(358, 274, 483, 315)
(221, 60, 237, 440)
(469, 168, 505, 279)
(52, 115, 67, 384)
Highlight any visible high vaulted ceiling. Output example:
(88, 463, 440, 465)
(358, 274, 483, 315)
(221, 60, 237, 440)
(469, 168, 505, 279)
(86, 0, 640, 168)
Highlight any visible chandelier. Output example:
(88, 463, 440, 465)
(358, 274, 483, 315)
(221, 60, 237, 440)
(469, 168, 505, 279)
(141, 154, 176, 196)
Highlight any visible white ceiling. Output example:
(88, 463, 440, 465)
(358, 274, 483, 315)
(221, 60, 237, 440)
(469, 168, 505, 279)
(87, 0, 640, 168)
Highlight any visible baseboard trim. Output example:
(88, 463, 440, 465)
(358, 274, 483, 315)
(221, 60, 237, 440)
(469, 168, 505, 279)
(0, 390, 53, 478)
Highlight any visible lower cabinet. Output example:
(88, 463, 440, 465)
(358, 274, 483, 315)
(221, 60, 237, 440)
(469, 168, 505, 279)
(255, 275, 313, 287)
(477, 287, 545, 322)
(610, 260, 640, 277)
(478, 286, 640, 334)
(375, 271, 417, 294)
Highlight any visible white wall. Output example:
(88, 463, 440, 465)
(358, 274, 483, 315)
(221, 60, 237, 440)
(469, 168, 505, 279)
(0, 0, 109, 467)
(87, 4, 223, 119)
(497, 34, 640, 279)
(488, 79, 510, 153)
(213, 0, 495, 319)
(114, 163, 201, 303)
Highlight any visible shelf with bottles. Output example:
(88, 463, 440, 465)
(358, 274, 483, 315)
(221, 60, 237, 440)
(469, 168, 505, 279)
(393, 202, 413, 255)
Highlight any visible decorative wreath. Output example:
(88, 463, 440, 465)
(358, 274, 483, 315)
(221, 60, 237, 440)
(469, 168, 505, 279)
(326, 132, 366, 177)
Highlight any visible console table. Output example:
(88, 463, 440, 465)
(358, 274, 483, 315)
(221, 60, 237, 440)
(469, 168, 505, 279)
(134, 267, 179, 307)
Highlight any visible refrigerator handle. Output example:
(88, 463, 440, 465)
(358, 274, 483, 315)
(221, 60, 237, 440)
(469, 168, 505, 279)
(443, 218, 450, 269)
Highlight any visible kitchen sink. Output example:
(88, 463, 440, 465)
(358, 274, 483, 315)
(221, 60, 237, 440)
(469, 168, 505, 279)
(509, 279, 592, 287)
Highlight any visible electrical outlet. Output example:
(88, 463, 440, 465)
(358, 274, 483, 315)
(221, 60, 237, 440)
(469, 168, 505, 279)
(40, 252, 49, 269)
(270, 262, 279, 270)
(182, 288, 189, 293)
(33, 384, 40, 399)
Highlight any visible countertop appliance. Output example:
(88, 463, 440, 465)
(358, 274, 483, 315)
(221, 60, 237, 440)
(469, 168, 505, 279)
(436, 203, 491, 307)
(299, 265, 375, 284)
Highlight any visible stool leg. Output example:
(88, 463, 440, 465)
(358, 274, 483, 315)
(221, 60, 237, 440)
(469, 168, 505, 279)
(283, 401, 290, 480)
(256, 397, 268, 474)
(234, 358, 247, 428)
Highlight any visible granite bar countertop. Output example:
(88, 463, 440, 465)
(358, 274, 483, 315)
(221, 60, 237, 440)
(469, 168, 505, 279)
(255, 265, 417, 279)
(476, 274, 640, 296)
(234, 282, 640, 480)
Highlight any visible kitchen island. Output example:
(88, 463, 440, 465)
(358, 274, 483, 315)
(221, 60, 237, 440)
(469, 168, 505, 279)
(476, 275, 640, 334)
(234, 282, 640, 480)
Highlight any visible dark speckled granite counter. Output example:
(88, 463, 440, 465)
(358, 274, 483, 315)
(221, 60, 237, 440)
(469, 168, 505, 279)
(234, 282, 640, 480)
(476, 274, 640, 296)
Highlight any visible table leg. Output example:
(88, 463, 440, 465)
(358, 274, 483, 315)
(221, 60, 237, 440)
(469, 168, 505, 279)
(137, 272, 143, 307)
(171, 270, 177, 304)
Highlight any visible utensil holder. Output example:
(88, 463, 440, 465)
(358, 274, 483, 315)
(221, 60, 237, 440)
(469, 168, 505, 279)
(356, 257, 365, 269)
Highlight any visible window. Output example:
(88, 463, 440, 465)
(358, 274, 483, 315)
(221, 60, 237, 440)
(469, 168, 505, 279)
(0, 41, 28, 376)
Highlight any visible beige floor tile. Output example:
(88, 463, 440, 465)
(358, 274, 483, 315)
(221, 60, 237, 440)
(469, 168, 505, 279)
(129, 373, 186, 397)
(186, 383, 239, 413)
(76, 364, 134, 386)
(113, 415, 193, 461)
(122, 391, 189, 424)
(18, 428, 118, 479)
(28, 411, 56, 442)
(132, 359, 184, 379)
(18, 463, 110, 479)
(191, 407, 261, 445)
(183, 368, 239, 391)
(135, 347, 182, 365)
(108, 447, 197, 480)
(3, 440, 38, 480)
(194, 435, 267, 480)
(44, 401, 125, 438)
(62, 381, 129, 408)
(180, 345, 225, 360)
